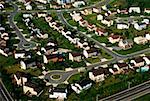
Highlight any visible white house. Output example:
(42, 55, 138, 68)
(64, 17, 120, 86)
(89, 67, 110, 82)
(134, 23, 147, 30)
(109, 68, 120, 75)
(144, 8, 150, 14)
(56, 0, 75, 5)
(95, 28, 108, 36)
(108, 34, 121, 44)
(117, 23, 129, 29)
(0, 4, 4, 9)
(14, 50, 26, 59)
(142, 19, 149, 25)
(130, 57, 145, 68)
(118, 39, 133, 50)
(97, 14, 104, 21)
(143, 56, 150, 65)
(69, 52, 82, 62)
(25, 4, 32, 10)
(129, 7, 141, 13)
(12, 72, 28, 86)
(134, 36, 148, 45)
(83, 48, 99, 58)
(70, 12, 82, 22)
(145, 34, 150, 40)
(49, 88, 67, 99)
(101, 19, 113, 27)
(113, 63, 129, 70)
(71, 80, 92, 94)
(72, 1, 85, 8)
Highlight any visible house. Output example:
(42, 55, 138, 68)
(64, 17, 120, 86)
(93, 8, 100, 13)
(101, 19, 113, 27)
(109, 68, 121, 75)
(12, 71, 29, 86)
(97, 14, 104, 21)
(113, 63, 129, 70)
(108, 34, 121, 43)
(117, 23, 129, 29)
(23, 81, 43, 97)
(44, 54, 64, 63)
(0, 4, 4, 9)
(41, 45, 57, 55)
(83, 48, 99, 58)
(79, 19, 88, 27)
(80, 9, 92, 15)
(77, 40, 89, 49)
(20, 58, 41, 70)
(25, 4, 32, 10)
(145, 34, 150, 41)
(144, 8, 150, 14)
(69, 52, 82, 62)
(142, 19, 149, 25)
(118, 39, 133, 50)
(130, 57, 145, 68)
(49, 87, 67, 99)
(71, 79, 92, 94)
(70, 12, 82, 22)
(95, 28, 108, 36)
(129, 7, 141, 13)
(14, 50, 30, 59)
(72, 1, 85, 8)
(134, 36, 148, 45)
(56, 0, 75, 5)
(87, 24, 96, 31)
(143, 56, 150, 65)
(134, 22, 147, 30)
(89, 67, 110, 82)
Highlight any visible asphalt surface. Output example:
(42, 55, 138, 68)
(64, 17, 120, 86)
(98, 80, 150, 101)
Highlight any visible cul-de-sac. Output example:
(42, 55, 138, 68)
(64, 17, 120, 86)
(0, 0, 150, 101)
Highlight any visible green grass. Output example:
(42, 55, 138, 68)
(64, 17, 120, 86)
(32, 17, 81, 51)
(68, 20, 78, 26)
(133, 94, 150, 101)
(116, 44, 150, 55)
(86, 56, 101, 63)
(68, 73, 81, 83)
(92, 35, 109, 43)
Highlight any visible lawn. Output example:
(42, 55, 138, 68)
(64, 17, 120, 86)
(85, 56, 101, 63)
(68, 73, 81, 83)
(92, 35, 109, 43)
(32, 17, 81, 51)
(134, 94, 150, 101)
(116, 44, 150, 55)
(100, 49, 113, 59)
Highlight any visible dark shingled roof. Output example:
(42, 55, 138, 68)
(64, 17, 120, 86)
(91, 67, 110, 76)
(79, 79, 92, 88)
(134, 57, 144, 63)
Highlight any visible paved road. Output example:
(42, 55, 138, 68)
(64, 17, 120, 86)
(57, 11, 150, 59)
(7, 0, 36, 50)
(18, 0, 111, 13)
(98, 80, 150, 101)
(0, 79, 14, 101)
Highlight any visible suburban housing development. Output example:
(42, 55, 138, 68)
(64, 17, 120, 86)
(0, 0, 150, 101)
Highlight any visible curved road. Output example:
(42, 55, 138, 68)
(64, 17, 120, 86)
(4, 0, 150, 84)
(7, 0, 36, 50)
